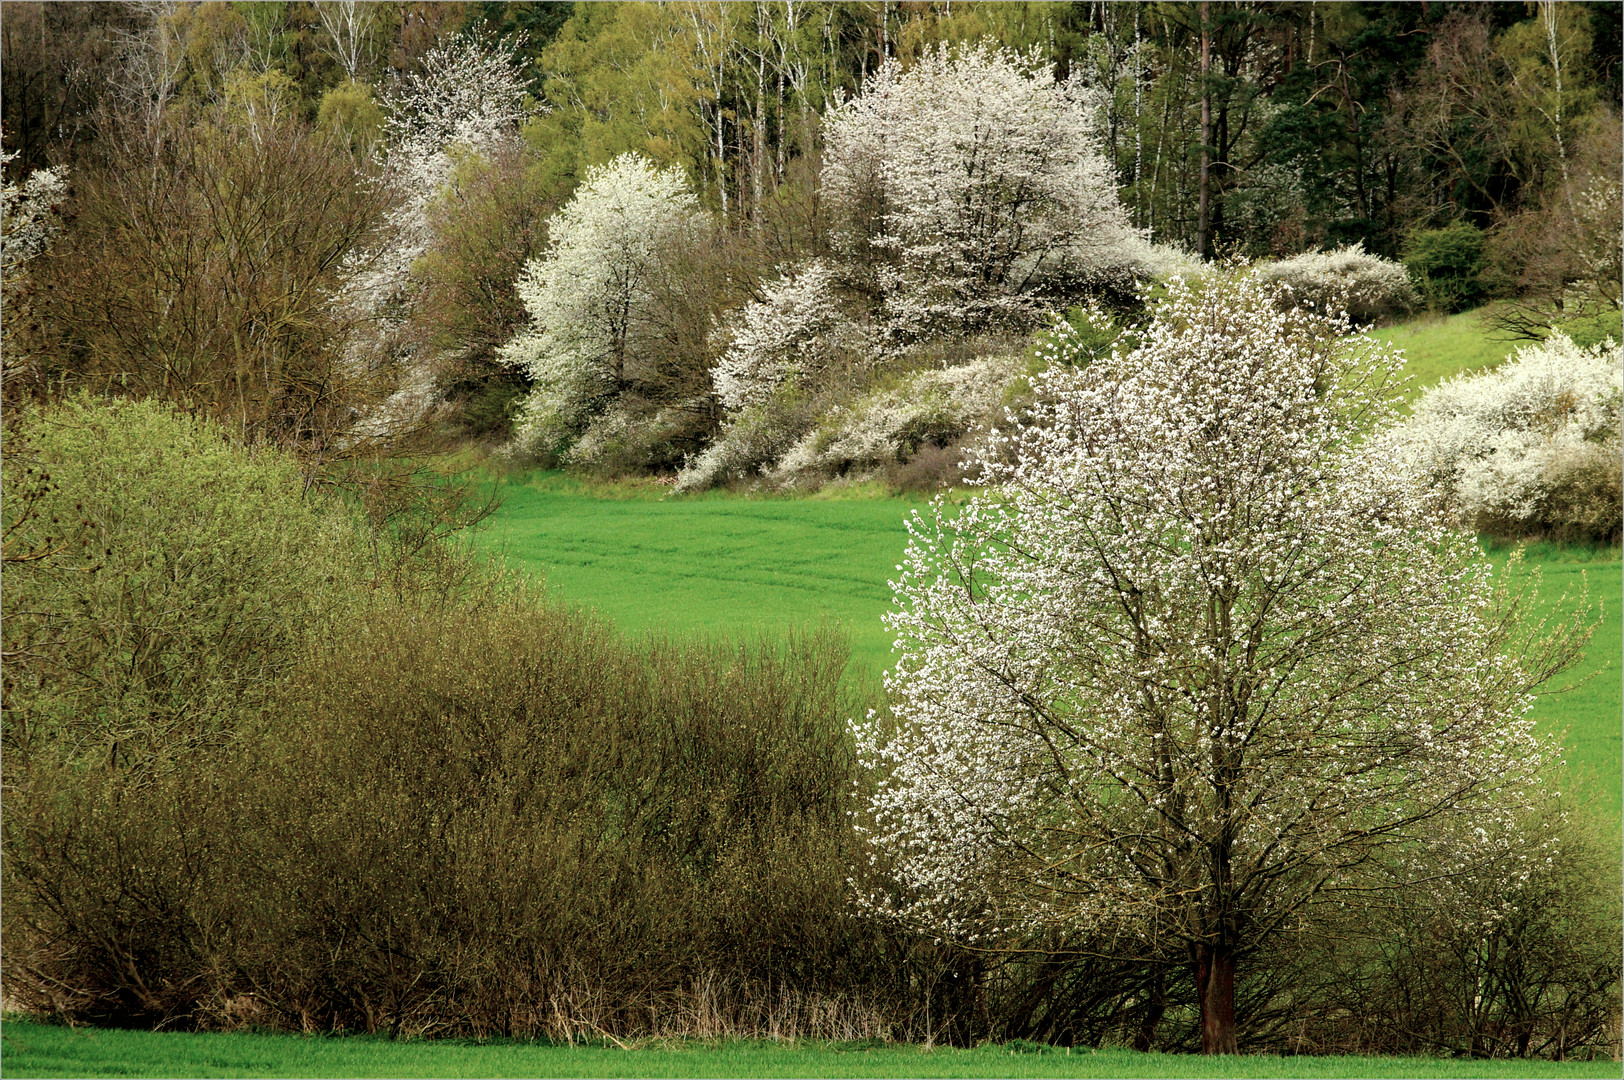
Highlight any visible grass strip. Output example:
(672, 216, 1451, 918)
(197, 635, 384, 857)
(5, 1020, 1619, 1079)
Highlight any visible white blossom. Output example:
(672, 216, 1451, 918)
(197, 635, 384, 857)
(501, 153, 705, 453)
(769, 355, 1022, 486)
(1255, 243, 1417, 325)
(337, 31, 535, 376)
(852, 271, 1562, 1043)
(1388, 332, 1622, 530)
(823, 41, 1144, 336)
(711, 260, 862, 413)
(1, 150, 68, 284)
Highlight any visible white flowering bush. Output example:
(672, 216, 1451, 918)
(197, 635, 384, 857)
(768, 356, 1023, 487)
(673, 393, 814, 493)
(1255, 242, 1416, 325)
(337, 30, 534, 379)
(1030, 302, 1130, 370)
(711, 260, 868, 413)
(501, 153, 706, 457)
(1, 149, 69, 284)
(823, 41, 1142, 336)
(852, 272, 1572, 1053)
(1389, 332, 1623, 540)
(1, 149, 69, 379)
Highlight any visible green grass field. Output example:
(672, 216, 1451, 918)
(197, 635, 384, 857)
(474, 477, 1621, 824)
(1370, 304, 1624, 408)
(4, 1019, 1619, 1079)
(1371, 307, 1525, 404)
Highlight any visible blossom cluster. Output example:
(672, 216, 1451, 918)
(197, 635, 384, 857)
(769, 356, 1022, 486)
(337, 31, 535, 382)
(822, 40, 1148, 336)
(711, 260, 862, 413)
(1254, 242, 1417, 325)
(1, 149, 68, 283)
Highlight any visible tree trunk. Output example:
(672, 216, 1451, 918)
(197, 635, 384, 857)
(1197, 1, 1211, 259)
(1130, 969, 1167, 1051)
(1194, 942, 1238, 1054)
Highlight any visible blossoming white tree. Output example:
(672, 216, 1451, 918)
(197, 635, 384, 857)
(854, 273, 1579, 1053)
(822, 41, 1142, 335)
(339, 31, 534, 365)
(1, 149, 68, 284)
(501, 152, 706, 452)
(2, 149, 69, 382)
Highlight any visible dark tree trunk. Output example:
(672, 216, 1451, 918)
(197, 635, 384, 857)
(1194, 942, 1238, 1054)
(1130, 969, 1167, 1051)
(1197, 1, 1212, 259)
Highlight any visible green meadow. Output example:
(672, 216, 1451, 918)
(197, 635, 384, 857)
(1369, 304, 1624, 408)
(474, 479, 1621, 826)
(4, 1019, 1619, 1079)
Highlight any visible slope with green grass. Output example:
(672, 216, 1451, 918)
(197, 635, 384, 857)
(473, 480, 1620, 822)
(4, 1019, 1618, 1079)
(1370, 308, 1524, 406)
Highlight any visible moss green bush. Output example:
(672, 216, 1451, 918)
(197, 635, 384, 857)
(1403, 223, 1488, 314)
(1, 397, 360, 769)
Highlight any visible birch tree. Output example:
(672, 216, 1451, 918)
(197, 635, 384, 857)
(854, 272, 1581, 1053)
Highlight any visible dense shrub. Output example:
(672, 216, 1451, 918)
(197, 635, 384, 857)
(1403, 222, 1488, 313)
(13, 111, 389, 449)
(0, 399, 910, 1038)
(1390, 332, 1623, 541)
(0, 397, 359, 770)
(2, 601, 907, 1039)
(768, 356, 1023, 489)
(1255, 243, 1417, 324)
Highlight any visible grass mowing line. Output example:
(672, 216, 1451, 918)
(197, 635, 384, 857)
(4, 1020, 1619, 1079)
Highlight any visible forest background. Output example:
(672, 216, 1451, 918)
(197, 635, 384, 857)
(3, 0, 1621, 466)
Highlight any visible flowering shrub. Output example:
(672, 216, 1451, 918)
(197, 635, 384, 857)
(1389, 332, 1623, 540)
(337, 31, 534, 380)
(502, 153, 706, 457)
(0, 149, 68, 283)
(768, 356, 1023, 487)
(673, 388, 817, 493)
(1255, 243, 1416, 324)
(711, 260, 870, 413)
(1030, 302, 1129, 370)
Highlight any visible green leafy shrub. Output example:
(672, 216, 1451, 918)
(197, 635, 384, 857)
(1404, 223, 1488, 313)
(0, 396, 361, 769)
